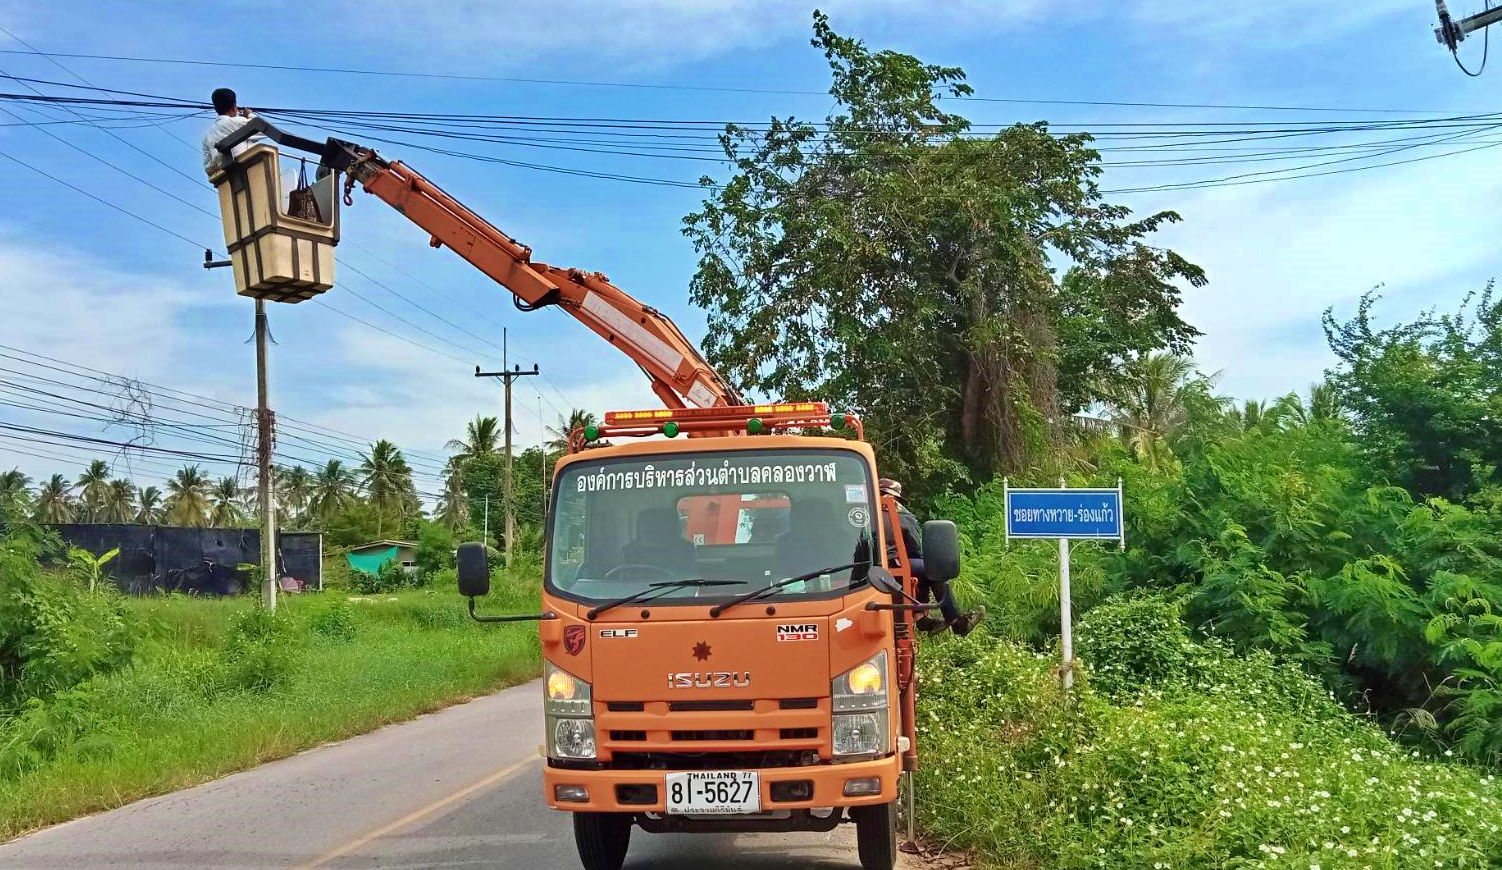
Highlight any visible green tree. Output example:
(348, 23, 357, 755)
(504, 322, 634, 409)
(102, 479, 136, 523)
(437, 456, 469, 532)
(1102, 353, 1220, 471)
(445, 415, 501, 464)
(546, 409, 602, 452)
(414, 519, 455, 579)
(0, 469, 32, 517)
(1324, 287, 1502, 502)
(135, 485, 163, 524)
(310, 459, 357, 526)
(461, 453, 503, 547)
(276, 464, 313, 528)
(683, 13, 1202, 494)
(164, 465, 211, 527)
(358, 440, 416, 538)
(209, 477, 245, 528)
(34, 474, 74, 524)
(75, 460, 111, 522)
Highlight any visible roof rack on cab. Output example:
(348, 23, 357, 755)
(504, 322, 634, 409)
(569, 401, 862, 452)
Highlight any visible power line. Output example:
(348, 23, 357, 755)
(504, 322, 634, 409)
(0, 47, 1460, 114)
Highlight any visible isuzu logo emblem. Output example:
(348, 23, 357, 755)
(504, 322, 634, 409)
(667, 672, 752, 689)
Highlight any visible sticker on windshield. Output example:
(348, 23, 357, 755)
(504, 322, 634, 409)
(845, 484, 867, 504)
(847, 506, 870, 529)
(777, 623, 819, 642)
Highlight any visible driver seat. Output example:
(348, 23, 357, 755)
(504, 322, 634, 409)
(620, 508, 697, 578)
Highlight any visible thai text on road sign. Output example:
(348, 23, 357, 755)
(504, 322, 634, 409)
(1004, 487, 1124, 541)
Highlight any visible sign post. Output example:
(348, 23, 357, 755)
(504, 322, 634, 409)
(1005, 478, 1125, 690)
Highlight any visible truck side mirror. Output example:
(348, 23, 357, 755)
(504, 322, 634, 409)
(456, 542, 491, 597)
(922, 521, 960, 583)
(866, 566, 902, 596)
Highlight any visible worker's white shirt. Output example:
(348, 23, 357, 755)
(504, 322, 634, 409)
(202, 113, 263, 176)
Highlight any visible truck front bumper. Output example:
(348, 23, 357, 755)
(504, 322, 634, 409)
(544, 754, 900, 813)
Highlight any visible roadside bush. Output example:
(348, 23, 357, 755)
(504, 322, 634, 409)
(351, 559, 414, 594)
(306, 600, 358, 641)
(218, 606, 299, 693)
(1074, 591, 1196, 698)
(0, 536, 137, 708)
(917, 631, 1502, 869)
(0, 682, 116, 779)
(414, 521, 455, 580)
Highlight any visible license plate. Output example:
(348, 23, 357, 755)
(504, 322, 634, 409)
(665, 771, 761, 815)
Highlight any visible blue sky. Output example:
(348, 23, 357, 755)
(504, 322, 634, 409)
(0, 0, 1497, 495)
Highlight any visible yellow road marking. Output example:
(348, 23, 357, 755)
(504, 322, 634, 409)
(296, 758, 535, 869)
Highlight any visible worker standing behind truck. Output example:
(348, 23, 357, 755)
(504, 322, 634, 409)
(880, 478, 984, 636)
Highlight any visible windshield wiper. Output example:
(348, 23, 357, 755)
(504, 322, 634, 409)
(708, 560, 871, 618)
(586, 579, 739, 620)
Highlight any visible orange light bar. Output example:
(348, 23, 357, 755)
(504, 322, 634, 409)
(604, 402, 828, 425)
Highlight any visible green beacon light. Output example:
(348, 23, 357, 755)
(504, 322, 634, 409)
(663, 421, 680, 438)
(830, 413, 847, 431)
(583, 424, 600, 442)
(746, 417, 765, 435)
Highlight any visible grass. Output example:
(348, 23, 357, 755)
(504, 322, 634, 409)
(0, 576, 542, 841)
(915, 594, 1502, 869)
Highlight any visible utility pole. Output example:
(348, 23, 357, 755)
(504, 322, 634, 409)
(475, 328, 537, 568)
(255, 299, 277, 611)
(539, 393, 549, 519)
(203, 251, 277, 609)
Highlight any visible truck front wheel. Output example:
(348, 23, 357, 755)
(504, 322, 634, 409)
(852, 801, 897, 870)
(573, 812, 632, 870)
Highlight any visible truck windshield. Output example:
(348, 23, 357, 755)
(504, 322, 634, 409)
(547, 448, 875, 604)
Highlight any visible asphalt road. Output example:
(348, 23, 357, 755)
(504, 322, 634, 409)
(0, 680, 918, 870)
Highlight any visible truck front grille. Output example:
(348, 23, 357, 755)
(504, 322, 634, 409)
(672, 729, 755, 742)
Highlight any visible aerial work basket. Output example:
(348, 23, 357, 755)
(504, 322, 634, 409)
(210, 143, 340, 303)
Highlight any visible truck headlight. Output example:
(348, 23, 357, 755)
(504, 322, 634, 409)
(832, 651, 889, 757)
(544, 660, 591, 717)
(544, 660, 595, 759)
(550, 717, 597, 759)
(832, 712, 884, 756)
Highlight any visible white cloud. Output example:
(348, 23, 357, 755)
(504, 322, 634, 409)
(314, 0, 1051, 64)
(0, 233, 228, 383)
(298, 324, 659, 486)
(1132, 141, 1502, 400)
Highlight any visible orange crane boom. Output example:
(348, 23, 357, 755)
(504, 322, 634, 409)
(233, 120, 743, 412)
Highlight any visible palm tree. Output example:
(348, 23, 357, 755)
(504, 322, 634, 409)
(76, 459, 111, 522)
(209, 477, 245, 528)
(165, 465, 211, 527)
(547, 408, 601, 452)
(309, 459, 356, 525)
(136, 485, 164, 524)
(358, 440, 415, 537)
(0, 469, 32, 515)
(446, 415, 501, 463)
(102, 479, 137, 523)
(437, 456, 469, 531)
(34, 474, 75, 523)
(277, 465, 313, 527)
(1307, 382, 1341, 423)
(1103, 353, 1199, 471)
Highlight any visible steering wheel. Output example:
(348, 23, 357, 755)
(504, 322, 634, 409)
(602, 563, 678, 583)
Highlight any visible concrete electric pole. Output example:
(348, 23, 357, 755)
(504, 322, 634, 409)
(475, 328, 537, 569)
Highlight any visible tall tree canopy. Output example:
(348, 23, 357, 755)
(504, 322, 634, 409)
(1324, 286, 1502, 503)
(684, 12, 1203, 495)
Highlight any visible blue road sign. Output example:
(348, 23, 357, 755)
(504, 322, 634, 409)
(1005, 488, 1123, 540)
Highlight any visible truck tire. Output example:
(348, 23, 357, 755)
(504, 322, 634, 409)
(573, 812, 632, 870)
(852, 801, 897, 870)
